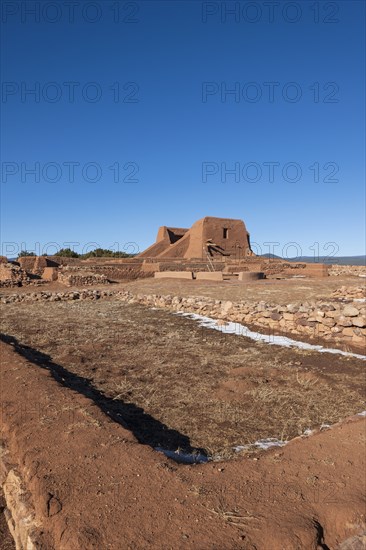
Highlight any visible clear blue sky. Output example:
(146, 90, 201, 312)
(1, 0, 365, 258)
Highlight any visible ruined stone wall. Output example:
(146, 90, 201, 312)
(329, 265, 366, 277)
(58, 269, 110, 287)
(117, 292, 365, 348)
(0, 263, 30, 287)
(59, 264, 150, 281)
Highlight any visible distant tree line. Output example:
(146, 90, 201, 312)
(18, 248, 135, 259)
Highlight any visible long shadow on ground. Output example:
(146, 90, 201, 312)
(1, 333, 207, 458)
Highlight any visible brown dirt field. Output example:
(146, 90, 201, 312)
(0, 339, 365, 549)
(0, 274, 363, 304)
(1, 299, 365, 459)
(122, 275, 365, 305)
(1, 277, 365, 548)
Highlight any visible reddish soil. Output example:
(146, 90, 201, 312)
(1, 276, 365, 548)
(122, 275, 365, 305)
(1, 309, 366, 549)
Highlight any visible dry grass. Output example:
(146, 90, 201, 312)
(0, 299, 364, 459)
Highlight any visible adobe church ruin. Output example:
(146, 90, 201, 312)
(0, 215, 333, 288)
(138, 217, 253, 260)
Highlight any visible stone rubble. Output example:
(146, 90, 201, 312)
(58, 269, 110, 287)
(331, 286, 366, 300)
(0, 263, 30, 287)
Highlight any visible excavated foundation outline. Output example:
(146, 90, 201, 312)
(0, 333, 208, 462)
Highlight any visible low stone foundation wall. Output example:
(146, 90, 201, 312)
(120, 293, 365, 349)
(1, 289, 365, 349)
(58, 271, 110, 287)
(1, 289, 115, 303)
(80, 265, 150, 280)
(331, 286, 366, 300)
(58, 264, 150, 281)
(329, 265, 366, 277)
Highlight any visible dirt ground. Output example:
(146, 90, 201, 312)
(122, 275, 365, 304)
(0, 274, 363, 304)
(0, 276, 365, 549)
(0, 339, 365, 549)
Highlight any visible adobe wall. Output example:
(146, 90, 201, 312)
(18, 256, 60, 274)
(17, 257, 37, 272)
(195, 272, 224, 281)
(153, 230, 191, 259)
(154, 271, 194, 280)
(139, 227, 189, 258)
(186, 217, 252, 259)
(42, 267, 58, 281)
(139, 216, 253, 260)
(156, 226, 188, 243)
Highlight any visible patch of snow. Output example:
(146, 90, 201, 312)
(175, 312, 366, 360)
(155, 447, 209, 464)
(320, 423, 331, 430)
(353, 298, 366, 302)
(357, 410, 366, 416)
(358, 274, 366, 278)
(234, 438, 286, 452)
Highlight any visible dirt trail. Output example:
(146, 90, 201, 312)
(1, 339, 365, 549)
